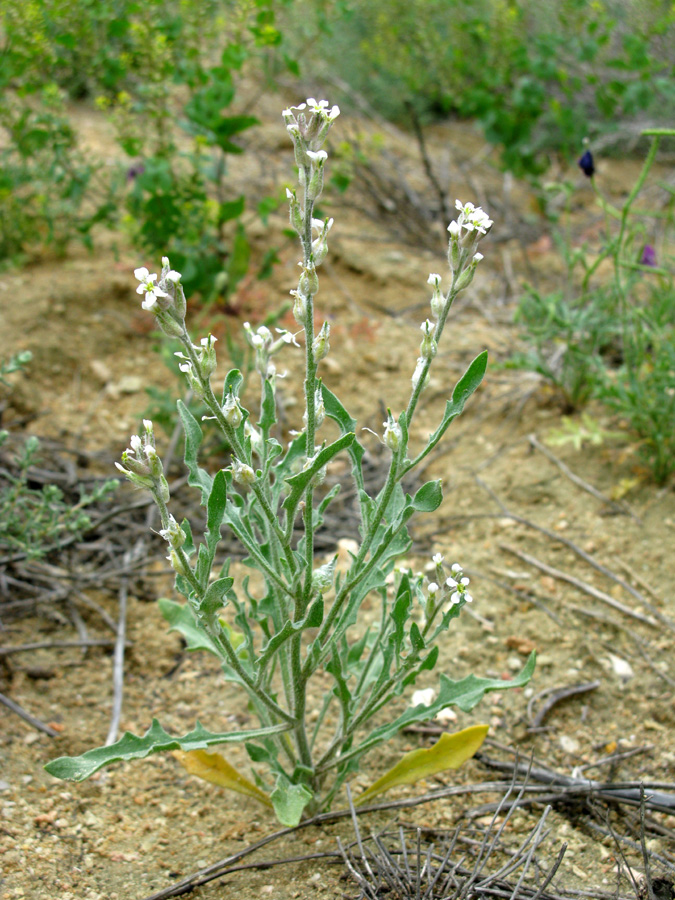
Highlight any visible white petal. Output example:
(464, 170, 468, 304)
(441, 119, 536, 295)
(134, 267, 150, 281)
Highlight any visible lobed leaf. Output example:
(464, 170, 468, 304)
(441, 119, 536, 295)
(354, 652, 535, 760)
(45, 719, 291, 782)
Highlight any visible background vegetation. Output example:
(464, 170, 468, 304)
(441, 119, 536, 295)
(1, 0, 673, 481)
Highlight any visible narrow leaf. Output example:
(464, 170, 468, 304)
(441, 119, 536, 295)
(205, 469, 227, 557)
(178, 400, 212, 503)
(404, 351, 488, 474)
(355, 725, 488, 806)
(45, 719, 291, 782)
(321, 384, 366, 494)
(173, 749, 272, 807)
(282, 433, 355, 515)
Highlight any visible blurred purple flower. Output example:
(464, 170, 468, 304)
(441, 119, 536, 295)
(578, 150, 595, 178)
(640, 244, 656, 267)
(127, 162, 145, 182)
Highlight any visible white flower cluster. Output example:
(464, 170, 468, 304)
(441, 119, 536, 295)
(411, 199, 492, 394)
(425, 553, 473, 620)
(116, 419, 169, 502)
(243, 322, 299, 380)
(134, 257, 186, 337)
(284, 99, 339, 329)
(447, 199, 492, 284)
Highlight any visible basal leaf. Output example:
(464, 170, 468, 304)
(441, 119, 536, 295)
(355, 724, 488, 806)
(173, 749, 272, 807)
(45, 719, 291, 782)
(270, 774, 313, 827)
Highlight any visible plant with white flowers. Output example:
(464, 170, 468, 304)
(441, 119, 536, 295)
(46, 99, 534, 825)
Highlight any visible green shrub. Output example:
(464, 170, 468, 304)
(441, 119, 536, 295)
(285, 0, 675, 176)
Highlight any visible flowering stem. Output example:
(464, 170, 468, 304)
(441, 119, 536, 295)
(179, 333, 298, 578)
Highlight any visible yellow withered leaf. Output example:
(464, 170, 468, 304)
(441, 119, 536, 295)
(172, 749, 272, 808)
(354, 724, 489, 806)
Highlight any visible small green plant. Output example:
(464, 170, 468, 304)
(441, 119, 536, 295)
(511, 128, 675, 482)
(0, 435, 117, 563)
(106, 1, 293, 302)
(46, 99, 534, 825)
(0, 85, 117, 264)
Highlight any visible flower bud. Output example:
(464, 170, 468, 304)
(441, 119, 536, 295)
(157, 474, 170, 502)
(291, 289, 308, 326)
(428, 273, 444, 320)
(159, 515, 185, 550)
(155, 309, 185, 338)
(447, 222, 462, 272)
(197, 334, 218, 379)
(306, 150, 327, 201)
(115, 461, 154, 490)
(222, 392, 244, 428)
(286, 187, 303, 234)
(298, 263, 319, 298)
(382, 412, 402, 453)
(232, 459, 257, 487)
(312, 321, 330, 362)
(167, 548, 190, 577)
(145, 444, 164, 479)
(312, 557, 336, 594)
(412, 357, 429, 392)
(419, 319, 437, 360)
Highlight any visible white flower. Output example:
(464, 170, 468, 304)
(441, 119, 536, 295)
(306, 149, 328, 164)
(428, 273, 441, 286)
(427, 582, 439, 596)
(451, 563, 462, 573)
(473, 253, 484, 264)
(275, 328, 301, 348)
(454, 200, 493, 235)
(134, 266, 168, 310)
(306, 98, 329, 111)
(411, 688, 436, 708)
(166, 269, 182, 284)
(432, 553, 444, 566)
(447, 221, 461, 238)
